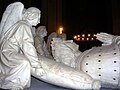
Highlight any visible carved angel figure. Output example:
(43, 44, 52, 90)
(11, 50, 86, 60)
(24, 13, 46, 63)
(0, 2, 44, 90)
(0, 2, 101, 90)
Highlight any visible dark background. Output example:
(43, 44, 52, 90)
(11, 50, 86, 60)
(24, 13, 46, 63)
(0, 0, 113, 34)
(62, 0, 112, 39)
(62, 0, 113, 51)
(0, 0, 120, 51)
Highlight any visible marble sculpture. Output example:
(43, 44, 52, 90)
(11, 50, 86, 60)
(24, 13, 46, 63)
(46, 32, 67, 55)
(0, 2, 101, 90)
(51, 32, 120, 89)
(34, 26, 53, 59)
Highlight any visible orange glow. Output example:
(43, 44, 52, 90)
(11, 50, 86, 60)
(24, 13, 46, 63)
(91, 38, 94, 40)
(59, 27, 63, 34)
(58, 26, 63, 35)
(77, 35, 80, 37)
(88, 34, 91, 37)
(77, 37, 80, 41)
(86, 38, 89, 40)
(82, 38, 84, 40)
(93, 34, 96, 37)
(74, 35, 77, 39)
(73, 33, 96, 41)
(82, 34, 85, 37)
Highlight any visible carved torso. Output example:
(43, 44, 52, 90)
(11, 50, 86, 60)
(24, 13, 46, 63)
(76, 43, 120, 85)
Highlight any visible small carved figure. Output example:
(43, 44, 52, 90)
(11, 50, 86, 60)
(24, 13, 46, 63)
(47, 32, 57, 54)
(34, 26, 53, 59)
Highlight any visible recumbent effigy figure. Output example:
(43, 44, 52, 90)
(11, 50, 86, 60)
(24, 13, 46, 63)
(51, 38, 81, 68)
(51, 32, 120, 89)
(0, 2, 101, 90)
(47, 32, 67, 55)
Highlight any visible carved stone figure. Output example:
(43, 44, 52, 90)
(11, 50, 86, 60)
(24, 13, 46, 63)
(32, 56, 101, 90)
(0, 2, 101, 90)
(77, 32, 120, 88)
(0, 2, 44, 90)
(51, 38, 81, 68)
(51, 33, 120, 89)
(31, 27, 36, 37)
(47, 32, 57, 55)
(34, 26, 53, 59)
(47, 32, 67, 56)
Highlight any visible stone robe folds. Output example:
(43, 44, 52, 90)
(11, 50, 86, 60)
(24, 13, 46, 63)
(34, 36, 52, 58)
(0, 20, 101, 89)
(0, 20, 40, 89)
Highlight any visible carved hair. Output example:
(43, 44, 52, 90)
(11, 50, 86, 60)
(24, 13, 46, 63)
(36, 26, 46, 36)
(23, 7, 41, 20)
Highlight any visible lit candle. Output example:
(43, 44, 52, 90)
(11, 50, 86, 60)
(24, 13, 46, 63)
(91, 38, 94, 40)
(93, 34, 96, 37)
(88, 34, 91, 37)
(74, 35, 77, 39)
(82, 38, 84, 40)
(59, 27, 63, 35)
(87, 38, 89, 41)
(77, 37, 80, 41)
(82, 34, 85, 37)
(77, 35, 80, 37)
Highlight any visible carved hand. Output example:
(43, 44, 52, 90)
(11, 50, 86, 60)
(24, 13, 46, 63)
(96, 32, 114, 46)
(32, 67, 46, 77)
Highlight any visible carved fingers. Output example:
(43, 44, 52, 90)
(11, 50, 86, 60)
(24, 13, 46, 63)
(96, 32, 113, 46)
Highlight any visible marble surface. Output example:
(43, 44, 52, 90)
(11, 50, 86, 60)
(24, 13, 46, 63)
(0, 76, 118, 90)
(29, 76, 71, 90)
(29, 76, 118, 90)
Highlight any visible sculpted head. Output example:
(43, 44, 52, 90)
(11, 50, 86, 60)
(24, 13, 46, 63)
(51, 38, 78, 67)
(23, 7, 41, 26)
(36, 26, 47, 37)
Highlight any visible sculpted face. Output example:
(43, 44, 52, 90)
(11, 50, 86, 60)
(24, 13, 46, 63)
(23, 7, 41, 26)
(36, 26, 47, 37)
(40, 28, 47, 37)
(31, 14, 41, 26)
